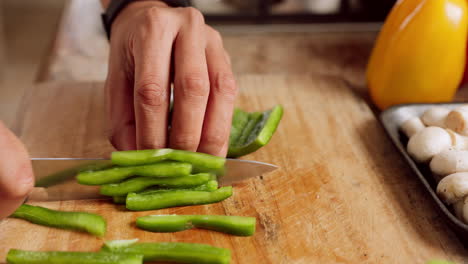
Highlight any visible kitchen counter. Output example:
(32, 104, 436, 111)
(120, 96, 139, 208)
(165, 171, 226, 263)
(2, 75, 468, 263)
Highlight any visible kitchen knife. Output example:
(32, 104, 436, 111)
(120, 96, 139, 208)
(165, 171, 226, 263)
(27, 158, 278, 202)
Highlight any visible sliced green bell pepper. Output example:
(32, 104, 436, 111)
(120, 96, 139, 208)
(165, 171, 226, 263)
(136, 214, 256, 236)
(111, 180, 219, 205)
(100, 173, 211, 196)
(111, 149, 225, 172)
(113, 196, 127, 204)
(6, 249, 143, 264)
(228, 105, 283, 158)
(77, 162, 192, 185)
(139, 180, 219, 195)
(126, 186, 232, 211)
(426, 261, 457, 264)
(10, 204, 106, 237)
(102, 240, 231, 264)
(190, 180, 219, 191)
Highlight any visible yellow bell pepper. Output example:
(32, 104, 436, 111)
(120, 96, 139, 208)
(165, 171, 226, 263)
(367, 0, 468, 110)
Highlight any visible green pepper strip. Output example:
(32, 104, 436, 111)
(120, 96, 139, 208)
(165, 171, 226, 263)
(10, 204, 106, 237)
(100, 173, 211, 196)
(189, 180, 219, 191)
(136, 214, 256, 236)
(112, 180, 219, 205)
(102, 241, 231, 264)
(126, 186, 232, 211)
(113, 196, 127, 204)
(227, 105, 283, 158)
(228, 108, 250, 145)
(140, 180, 219, 194)
(426, 261, 457, 264)
(6, 249, 143, 264)
(77, 162, 192, 185)
(111, 148, 225, 172)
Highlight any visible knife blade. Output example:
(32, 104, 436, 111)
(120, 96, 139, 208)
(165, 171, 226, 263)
(28, 158, 278, 202)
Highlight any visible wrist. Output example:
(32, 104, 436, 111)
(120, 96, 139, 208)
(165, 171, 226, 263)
(125, 0, 169, 10)
(111, 1, 169, 33)
(102, 0, 172, 39)
(128, 0, 169, 8)
(101, 0, 168, 9)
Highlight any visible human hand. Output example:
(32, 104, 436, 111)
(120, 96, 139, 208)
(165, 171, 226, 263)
(105, 1, 237, 157)
(0, 121, 34, 219)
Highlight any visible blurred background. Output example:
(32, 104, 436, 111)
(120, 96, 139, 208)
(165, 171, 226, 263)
(0, 0, 395, 125)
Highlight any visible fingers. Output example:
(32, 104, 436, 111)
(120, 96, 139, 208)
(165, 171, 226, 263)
(198, 28, 237, 156)
(107, 4, 236, 154)
(105, 47, 136, 150)
(133, 8, 179, 150)
(170, 8, 210, 152)
(0, 121, 34, 219)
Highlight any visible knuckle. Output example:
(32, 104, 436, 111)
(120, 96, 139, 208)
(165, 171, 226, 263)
(201, 133, 226, 150)
(140, 7, 170, 31)
(209, 28, 223, 43)
(138, 141, 165, 150)
(183, 7, 205, 23)
(180, 74, 210, 98)
(171, 134, 200, 150)
(212, 73, 237, 99)
(1, 164, 33, 199)
(136, 81, 167, 107)
(143, 6, 164, 21)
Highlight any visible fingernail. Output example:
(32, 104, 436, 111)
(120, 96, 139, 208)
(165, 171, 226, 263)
(18, 163, 34, 194)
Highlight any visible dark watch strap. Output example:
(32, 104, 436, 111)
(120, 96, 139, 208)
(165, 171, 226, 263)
(101, 0, 190, 39)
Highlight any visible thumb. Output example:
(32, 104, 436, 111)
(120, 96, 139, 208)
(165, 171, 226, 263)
(0, 121, 34, 219)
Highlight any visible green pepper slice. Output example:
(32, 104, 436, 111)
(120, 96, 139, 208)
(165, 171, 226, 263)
(10, 204, 106, 237)
(111, 149, 225, 172)
(227, 105, 283, 158)
(102, 240, 231, 264)
(191, 180, 219, 191)
(136, 214, 256, 236)
(77, 162, 192, 185)
(6, 250, 143, 264)
(111, 180, 219, 205)
(139, 180, 219, 195)
(113, 196, 127, 204)
(100, 173, 211, 196)
(126, 186, 232, 211)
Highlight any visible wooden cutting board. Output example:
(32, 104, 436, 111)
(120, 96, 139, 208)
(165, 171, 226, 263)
(1, 74, 467, 263)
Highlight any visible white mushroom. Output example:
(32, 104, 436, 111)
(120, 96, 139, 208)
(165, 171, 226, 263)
(453, 197, 468, 224)
(430, 149, 468, 177)
(445, 108, 468, 136)
(421, 107, 450, 127)
(407, 126, 452, 162)
(436, 172, 468, 204)
(401, 117, 425, 138)
(453, 200, 465, 222)
(461, 197, 468, 224)
(445, 129, 468, 150)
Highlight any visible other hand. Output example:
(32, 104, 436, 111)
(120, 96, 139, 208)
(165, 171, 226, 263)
(0, 121, 34, 219)
(105, 1, 237, 157)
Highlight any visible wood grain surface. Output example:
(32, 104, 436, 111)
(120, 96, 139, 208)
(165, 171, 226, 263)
(1, 75, 467, 263)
